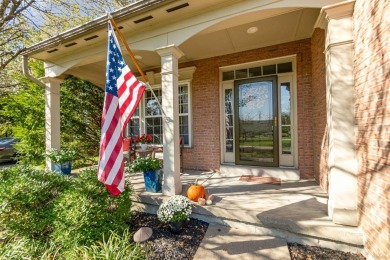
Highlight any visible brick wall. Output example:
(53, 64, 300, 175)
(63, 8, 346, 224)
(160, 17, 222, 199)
(180, 39, 314, 178)
(353, 0, 390, 259)
(311, 28, 328, 191)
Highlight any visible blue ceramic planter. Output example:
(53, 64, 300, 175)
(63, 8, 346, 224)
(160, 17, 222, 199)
(53, 161, 72, 175)
(143, 169, 162, 192)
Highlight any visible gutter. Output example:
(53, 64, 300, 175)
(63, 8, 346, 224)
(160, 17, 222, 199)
(22, 0, 174, 56)
(22, 55, 46, 89)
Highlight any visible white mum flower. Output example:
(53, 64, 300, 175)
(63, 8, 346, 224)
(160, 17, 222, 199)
(157, 195, 192, 223)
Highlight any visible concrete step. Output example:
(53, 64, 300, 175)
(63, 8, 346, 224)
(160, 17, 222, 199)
(193, 223, 291, 260)
(220, 164, 300, 180)
(133, 199, 364, 255)
(130, 171, 363, 255)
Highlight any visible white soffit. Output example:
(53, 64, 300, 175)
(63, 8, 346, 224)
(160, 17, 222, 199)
(179, 8, 320, 62)
(29, 0, 231, 62)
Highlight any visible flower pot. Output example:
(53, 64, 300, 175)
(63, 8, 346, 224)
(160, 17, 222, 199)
(143, 169, 162, 192)
(53, 161, 72, 175)
(140, 143, 148, 150)
(169, 221, 185, 234)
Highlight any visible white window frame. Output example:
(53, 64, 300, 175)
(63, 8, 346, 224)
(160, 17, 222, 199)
(127, 80, 192, 147)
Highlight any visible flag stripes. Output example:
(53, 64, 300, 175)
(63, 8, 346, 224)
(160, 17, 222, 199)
(97, 21, 146, 196)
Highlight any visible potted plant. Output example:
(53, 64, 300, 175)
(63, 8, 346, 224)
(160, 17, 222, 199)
(45, 148, 76, 175)
(135, 134, 153, 150)
(157, 195, 192, 234)
(131, 156, 162, 192)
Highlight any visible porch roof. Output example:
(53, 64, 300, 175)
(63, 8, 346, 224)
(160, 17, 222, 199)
(23, 0, 345, 87)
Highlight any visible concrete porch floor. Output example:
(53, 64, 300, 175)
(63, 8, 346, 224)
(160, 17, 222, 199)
(129, 169, 364, 254)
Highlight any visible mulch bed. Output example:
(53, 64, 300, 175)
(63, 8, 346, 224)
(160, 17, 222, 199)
(129, 212, 209, 259)
(288, 243, 366, 260)
(129, 212, 366, 260)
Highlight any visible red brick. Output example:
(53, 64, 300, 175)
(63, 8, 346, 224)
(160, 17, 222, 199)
(311, 28, 328, 191)
(354, 0, 390, 258)
(180, 39, 314, 176)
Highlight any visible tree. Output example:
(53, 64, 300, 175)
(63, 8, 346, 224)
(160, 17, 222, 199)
(0, 59, 105, 166)
(0, 0, 132, 165)
(0, 0, 132, 71)
(0, 60, 46, 164)
(60, 76, 104, 161)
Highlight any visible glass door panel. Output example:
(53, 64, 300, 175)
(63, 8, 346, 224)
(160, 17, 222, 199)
(281, 83, 292, 155)
(234, 77, 278, 166)
(279, 77, 294, 166)
(222, 82, 235, 163)
(225, 89, 234, 152)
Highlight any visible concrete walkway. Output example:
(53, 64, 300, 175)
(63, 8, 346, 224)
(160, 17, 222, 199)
(194, 224, 291, 259)
(130, 169, 364, 257)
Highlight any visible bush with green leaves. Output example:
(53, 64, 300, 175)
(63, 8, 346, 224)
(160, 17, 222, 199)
(51, 169, 132, 249)
(0, 165, 136, 257)
(70, 230, 144, 260)
(131, 156, 161, 172)
(0, 165, 71, 242)
(0, 70, 104, 167)
(45, 148, 76, 163)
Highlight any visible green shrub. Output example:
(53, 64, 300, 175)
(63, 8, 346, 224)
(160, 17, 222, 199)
(0, 165, 135, 257)
(45, 148, 76, 163)
(0, 165, 71, 241)
(0, 236, 63, 260)
(70, 230, 144, 260)
(131, 156, 161, 172)
(51, 169, 132, 249)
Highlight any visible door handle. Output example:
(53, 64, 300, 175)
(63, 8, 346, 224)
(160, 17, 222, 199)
(274, 116, 277, 127)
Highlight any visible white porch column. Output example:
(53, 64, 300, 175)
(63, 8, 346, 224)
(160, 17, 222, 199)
(324, 1, 358, 226)
(156, 45, 184, 196)
(43, 77, 62, 171)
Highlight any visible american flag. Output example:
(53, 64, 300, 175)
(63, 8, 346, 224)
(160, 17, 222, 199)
(97, 21, 145, 196)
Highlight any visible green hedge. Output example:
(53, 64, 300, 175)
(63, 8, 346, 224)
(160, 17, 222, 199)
(0, 165, 138, 258)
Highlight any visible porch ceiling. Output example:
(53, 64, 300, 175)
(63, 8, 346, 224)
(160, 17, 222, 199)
(179, 8, 320, 62)
(25, 0, 328, 87)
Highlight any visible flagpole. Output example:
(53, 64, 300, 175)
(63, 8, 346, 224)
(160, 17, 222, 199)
(109, 17, 147, 83)
(109, 16, 168, 121)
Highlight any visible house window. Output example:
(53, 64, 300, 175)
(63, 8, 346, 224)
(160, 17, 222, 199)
(222, 62, 293, 81)
(128, 82, 192, 146)
(179, 84, 190, 145)
(145, 88, 163, 145)
(127, 107, 140, 137)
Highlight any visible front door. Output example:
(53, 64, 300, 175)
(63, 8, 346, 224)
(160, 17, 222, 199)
(234, 76, 278, 166)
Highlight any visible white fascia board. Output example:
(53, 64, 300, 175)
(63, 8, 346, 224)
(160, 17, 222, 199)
(23, 0, 173, 56)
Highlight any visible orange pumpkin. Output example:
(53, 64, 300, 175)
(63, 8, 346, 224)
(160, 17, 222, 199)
(187, 180, 206, 201)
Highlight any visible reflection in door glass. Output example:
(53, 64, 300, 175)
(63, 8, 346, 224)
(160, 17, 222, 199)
(238, 81, 275, 163)
(281, 83, 291, 154)
(225, 89, 233, 152)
